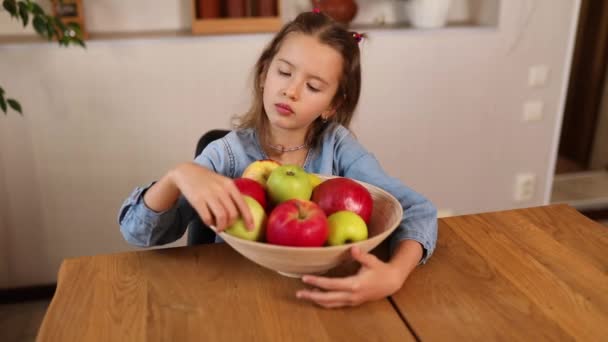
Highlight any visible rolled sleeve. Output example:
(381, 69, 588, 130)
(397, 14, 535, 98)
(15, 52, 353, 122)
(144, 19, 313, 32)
(117, 137, 229, 248)
(389, 198, 437, 264)
(117, 183, 187, 247)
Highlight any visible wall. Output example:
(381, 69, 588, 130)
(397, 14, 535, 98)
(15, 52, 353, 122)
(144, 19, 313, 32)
(0, 0, 580, 287)
(0, 160, 10, 288)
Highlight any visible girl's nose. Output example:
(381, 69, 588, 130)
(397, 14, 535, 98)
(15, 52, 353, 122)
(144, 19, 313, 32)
(282, 82, 300, 101)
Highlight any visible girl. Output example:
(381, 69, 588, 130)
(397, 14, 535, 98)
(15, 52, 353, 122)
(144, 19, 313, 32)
(118, 11, 437, 309)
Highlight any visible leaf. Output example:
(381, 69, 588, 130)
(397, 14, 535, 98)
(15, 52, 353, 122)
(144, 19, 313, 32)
(33, 15, 47, 37)
(74, 38, 85, 48)
(66, 22, 82, 36)
(66, 22, 81, 31)
(0, 95, 7, 114)
(2, 0, 17, 16)
(46, 19, 56, 40)
(0, 86, 4, 96)
(25, 0, 34, 12)
(18, 2, 28, 26)
(32, 15, 44, 32)
(53, 16, 66, 32)
(7, 99, 22, 114)
(31, 2, 43, 15)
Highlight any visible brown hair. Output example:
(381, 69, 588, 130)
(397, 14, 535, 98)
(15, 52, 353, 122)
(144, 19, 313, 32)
(233, 11, 363, 150)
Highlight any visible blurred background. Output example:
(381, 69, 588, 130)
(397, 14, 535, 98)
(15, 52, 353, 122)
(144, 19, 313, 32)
(0, 0, 606, 340)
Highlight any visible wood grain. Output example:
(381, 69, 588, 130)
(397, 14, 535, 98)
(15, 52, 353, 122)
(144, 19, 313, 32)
(37, 244, 414, 341)
(391, 204, 608, 341)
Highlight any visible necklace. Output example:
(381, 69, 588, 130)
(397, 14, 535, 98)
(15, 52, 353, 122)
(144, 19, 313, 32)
(267, 142, 308, 153)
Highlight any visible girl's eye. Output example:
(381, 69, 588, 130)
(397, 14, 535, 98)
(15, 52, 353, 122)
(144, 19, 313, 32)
(307, 84, 320, 92)
(278, 70, 290, 77)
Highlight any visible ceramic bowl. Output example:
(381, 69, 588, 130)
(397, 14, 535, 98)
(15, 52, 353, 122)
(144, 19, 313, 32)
(217, 175, 403, 278)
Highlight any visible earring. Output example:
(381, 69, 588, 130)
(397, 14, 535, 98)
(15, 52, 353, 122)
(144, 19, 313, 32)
(321, 115, 328, 123)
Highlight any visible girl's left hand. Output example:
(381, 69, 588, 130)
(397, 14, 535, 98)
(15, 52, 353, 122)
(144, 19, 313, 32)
(296, 246, 407, 309)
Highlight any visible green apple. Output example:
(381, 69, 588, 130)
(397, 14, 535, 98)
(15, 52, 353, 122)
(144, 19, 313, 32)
(225, 196, 267, 241)
(327, 211, 368, 246)
(308, 173, 323, 189)
(266, 165, 313, 204)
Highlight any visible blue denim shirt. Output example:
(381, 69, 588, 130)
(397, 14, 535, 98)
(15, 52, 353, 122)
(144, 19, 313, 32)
(118, 124, 438, 263)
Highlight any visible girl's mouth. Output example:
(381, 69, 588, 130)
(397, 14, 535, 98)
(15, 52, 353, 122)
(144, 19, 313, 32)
(275, 103, 293, 115)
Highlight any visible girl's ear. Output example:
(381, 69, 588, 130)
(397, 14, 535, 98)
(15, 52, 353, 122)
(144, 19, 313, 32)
(259, 63, 270, 89)
(323, 94, 344, 119)
(322, 108, 337, 120)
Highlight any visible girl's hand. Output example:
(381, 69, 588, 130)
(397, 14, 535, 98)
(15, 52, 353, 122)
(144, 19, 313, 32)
(296, 246, 408, 309)
(171, 162, 254, 232)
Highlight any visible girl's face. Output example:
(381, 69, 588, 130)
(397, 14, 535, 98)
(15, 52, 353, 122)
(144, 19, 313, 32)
(262, 33, 343, 134)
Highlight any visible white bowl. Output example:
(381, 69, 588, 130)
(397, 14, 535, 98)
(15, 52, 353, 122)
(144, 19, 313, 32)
(217, 175, 403, 278)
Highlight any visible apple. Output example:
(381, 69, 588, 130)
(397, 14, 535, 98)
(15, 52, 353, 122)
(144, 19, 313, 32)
(266, 165, 313, 204)
(242, 159, 281, 188)
(234, 177, 268, 210)
(326, 210, 368, 246)
(308, 173, 323, 189)
(266, 199, 329, 247)
(311, 177, 373, 224)
(225, 196, 267, 241)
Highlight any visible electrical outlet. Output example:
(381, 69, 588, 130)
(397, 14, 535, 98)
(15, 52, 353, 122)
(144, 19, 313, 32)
(523, 100, 544, 122)
(528, 65, 550, 87)
(514, 173, 536, 202)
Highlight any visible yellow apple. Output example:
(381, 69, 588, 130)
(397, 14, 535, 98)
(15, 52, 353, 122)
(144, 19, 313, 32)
(308, 173, 323, 189)
(225, 196, 267, 241)
(326, 211, 368, 246)
(242, 159, 281, 188)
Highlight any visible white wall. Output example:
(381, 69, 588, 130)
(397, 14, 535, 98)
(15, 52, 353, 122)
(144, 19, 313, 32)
(0, 0, 580, 287)
(0, 161, 10, 288)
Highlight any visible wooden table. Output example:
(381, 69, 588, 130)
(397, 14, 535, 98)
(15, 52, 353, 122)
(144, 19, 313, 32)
(392, 204, 608, 341)
(37, 241, 413, 341)
(38, 204, 607, 341)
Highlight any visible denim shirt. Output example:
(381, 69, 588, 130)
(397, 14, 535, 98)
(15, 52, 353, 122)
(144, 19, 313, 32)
(118, 124, 438, 263)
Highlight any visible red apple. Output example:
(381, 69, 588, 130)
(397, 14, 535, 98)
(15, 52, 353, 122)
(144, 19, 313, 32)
(266, 199, 329, 247)
(234, 177, 268, 210)
(311, 177, 373, 224)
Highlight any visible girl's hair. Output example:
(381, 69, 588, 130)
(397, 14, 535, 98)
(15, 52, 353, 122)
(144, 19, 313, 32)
(233, 11, 363, 150)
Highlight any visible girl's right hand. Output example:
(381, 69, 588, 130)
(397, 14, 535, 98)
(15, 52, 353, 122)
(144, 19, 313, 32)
(170, 162, 254, 232)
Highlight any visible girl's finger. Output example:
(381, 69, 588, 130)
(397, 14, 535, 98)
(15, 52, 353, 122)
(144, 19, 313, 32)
(229, 187, 255, 231)
(194, 202, 214, 229)
(296, 289, 353, 307)
(207, 199, 229, 232)
(317, 301, 350, 309)
(218, 192, 239, 228)
(351, 246, 381, 268)
(301, 275, 358, 292)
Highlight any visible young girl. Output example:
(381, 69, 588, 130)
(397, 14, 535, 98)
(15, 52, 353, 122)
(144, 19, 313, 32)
(118, 11, 437, 309)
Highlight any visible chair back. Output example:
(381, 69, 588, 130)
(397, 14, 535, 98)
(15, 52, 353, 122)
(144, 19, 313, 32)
(187, 129, 230, 245)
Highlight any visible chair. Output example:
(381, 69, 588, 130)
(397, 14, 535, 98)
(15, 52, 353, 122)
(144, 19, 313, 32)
(187, 129, 230, 245)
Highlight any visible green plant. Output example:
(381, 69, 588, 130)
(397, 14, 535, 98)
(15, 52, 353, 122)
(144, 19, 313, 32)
(1, 0, 86, 115)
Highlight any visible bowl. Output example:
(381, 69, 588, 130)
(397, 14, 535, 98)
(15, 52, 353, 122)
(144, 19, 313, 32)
(217, 175, 403, 278)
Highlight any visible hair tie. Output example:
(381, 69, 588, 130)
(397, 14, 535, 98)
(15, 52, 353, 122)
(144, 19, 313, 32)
(312, 7, 321, 14)
(351, 32, 363, 43)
